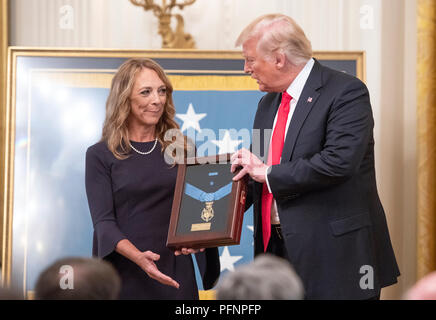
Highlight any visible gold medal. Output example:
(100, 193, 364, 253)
(201, 201, 215, 222)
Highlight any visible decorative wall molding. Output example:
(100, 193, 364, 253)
(0, 0, 8, 265)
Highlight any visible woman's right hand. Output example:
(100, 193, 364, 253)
(116, 239, 180, 289)
(136, 250, 180, 289)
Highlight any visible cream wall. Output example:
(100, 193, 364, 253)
(9, 0, 417, 299)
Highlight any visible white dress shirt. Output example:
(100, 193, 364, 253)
(265, 58, 315, 224)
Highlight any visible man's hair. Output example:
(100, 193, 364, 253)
(216, 254, 304, 300)
(235, 14, 312, 66)
(35, 257, 121, 300)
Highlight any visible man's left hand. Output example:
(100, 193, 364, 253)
(231, 148, 268, 183)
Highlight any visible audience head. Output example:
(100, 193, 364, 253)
(404, 271, 436, 300)
(35, 257, 121, 300)
(0, 287, 24, 300)
(216, 254, 304, 300)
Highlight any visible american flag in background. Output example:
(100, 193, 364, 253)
(173, 89, 264, 289)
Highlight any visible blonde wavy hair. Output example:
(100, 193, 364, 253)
(235, 14, 312, 66)
(101, 58, 189, 161)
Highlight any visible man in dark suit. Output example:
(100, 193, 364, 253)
(231, 14, 400, 300)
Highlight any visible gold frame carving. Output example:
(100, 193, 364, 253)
(0, 0, 8, 269)
(129, 0, 197, 49)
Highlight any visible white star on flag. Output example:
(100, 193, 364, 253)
(176, 103, 207, 133)
(211, 130, 243, 154)
(220, 246, 243, 272)
(247, 225, 254, 245)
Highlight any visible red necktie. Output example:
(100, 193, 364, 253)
(261, 91, 292, 251)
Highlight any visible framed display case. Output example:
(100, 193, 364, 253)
(167, 154, 247, 250)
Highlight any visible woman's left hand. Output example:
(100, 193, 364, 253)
(174, 248, 205, 256)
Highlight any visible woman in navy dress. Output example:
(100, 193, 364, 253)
(85, 58, 220, 299)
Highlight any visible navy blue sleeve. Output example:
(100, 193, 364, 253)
(85, 145, 126, 258)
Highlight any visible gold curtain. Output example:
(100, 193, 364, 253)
(417, 0, 436, 279)
(0, 0, 8, 265)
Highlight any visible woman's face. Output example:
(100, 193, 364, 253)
(128, 67, 167, 129)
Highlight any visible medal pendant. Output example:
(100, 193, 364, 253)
(201, 201, 215, 222)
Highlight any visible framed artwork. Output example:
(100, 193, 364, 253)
(1, 48, 365, 296)
(167, 154, 247, 250)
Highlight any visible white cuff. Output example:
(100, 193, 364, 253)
(265, 166, 272, 193)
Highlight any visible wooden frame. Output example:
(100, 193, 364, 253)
(167, 154, 247, 250)
(1, 47, 364, 296)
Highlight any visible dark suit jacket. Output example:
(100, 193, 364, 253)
(248, 59, 400, 300)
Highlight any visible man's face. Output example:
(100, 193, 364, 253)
(242, 37, 281, 92)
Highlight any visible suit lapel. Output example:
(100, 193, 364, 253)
(252, 93, 280, 208)
(259, 93, 281, 161)
(261, 93, 281, 130)
(281, 60, 324, 163)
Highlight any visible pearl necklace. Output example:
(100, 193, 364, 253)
(129, 139, 158, 155)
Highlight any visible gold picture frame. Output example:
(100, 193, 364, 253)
(1, 47, 365, 297)
(0, 0, 8, 265)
